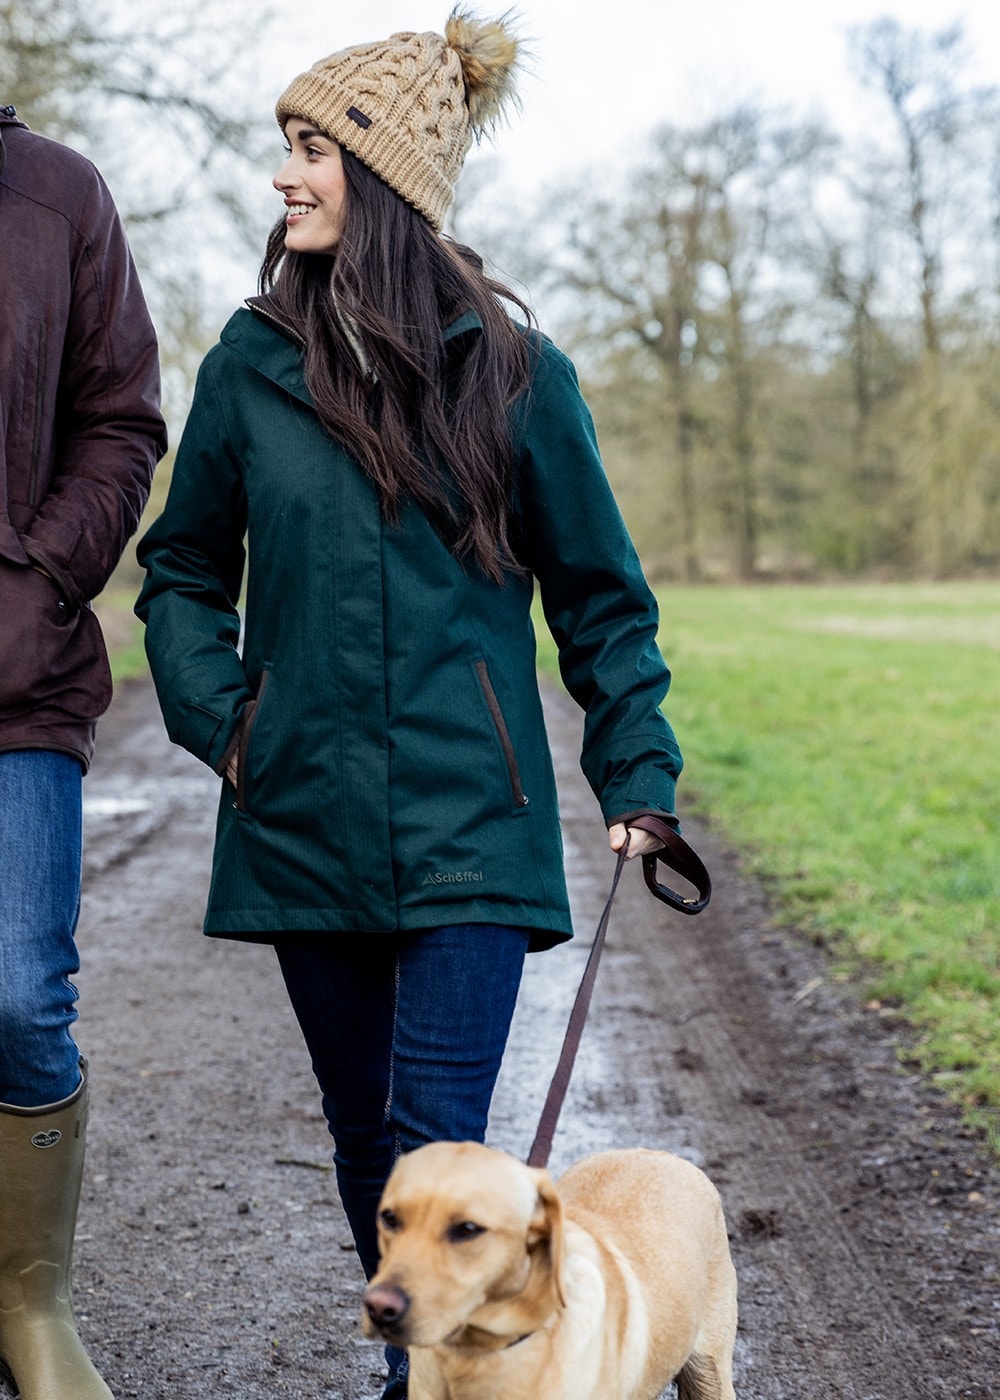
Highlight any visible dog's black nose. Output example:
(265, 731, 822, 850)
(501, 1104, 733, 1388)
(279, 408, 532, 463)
(364, 1283, 411, 1331)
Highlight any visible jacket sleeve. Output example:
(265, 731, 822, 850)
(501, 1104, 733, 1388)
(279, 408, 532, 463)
(135, 351, 252, 772)
(21, 165, 167, 606)
(515, 335, 683, 825)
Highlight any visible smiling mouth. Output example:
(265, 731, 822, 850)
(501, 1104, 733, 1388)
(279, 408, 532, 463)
(286, 203, 313, 218)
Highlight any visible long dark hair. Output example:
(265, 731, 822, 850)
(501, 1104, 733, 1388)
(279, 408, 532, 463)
(260, 147, 534, 582)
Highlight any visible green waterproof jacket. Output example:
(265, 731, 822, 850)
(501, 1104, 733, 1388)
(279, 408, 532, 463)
(135, 301, 682, 950)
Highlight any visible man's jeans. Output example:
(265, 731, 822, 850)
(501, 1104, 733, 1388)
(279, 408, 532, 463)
(276, 923, 530, 1399)
(0, 750, 84, 1107)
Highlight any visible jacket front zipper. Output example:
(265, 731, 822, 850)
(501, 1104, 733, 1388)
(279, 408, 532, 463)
(475, 660, 529, 809)
(246, 297, 305, 344)
(27, 321, 47, 506)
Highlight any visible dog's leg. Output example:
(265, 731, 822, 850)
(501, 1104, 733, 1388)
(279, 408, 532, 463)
(676, 1206, 737, 1400)
(681, 1300, 736, 1400)
(676, 1352, 729, 1400)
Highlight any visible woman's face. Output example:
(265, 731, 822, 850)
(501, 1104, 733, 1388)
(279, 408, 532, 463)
(273, 118, 348, 254)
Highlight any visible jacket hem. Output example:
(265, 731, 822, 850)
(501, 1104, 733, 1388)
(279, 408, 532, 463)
(398, 900, 572, 951)
(203, 901, 573, 953)
(0, 739, 89, 772)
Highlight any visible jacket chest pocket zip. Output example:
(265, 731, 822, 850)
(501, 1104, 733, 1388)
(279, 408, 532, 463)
(235, 669, 270, 814)
(474, 660, 529, 810)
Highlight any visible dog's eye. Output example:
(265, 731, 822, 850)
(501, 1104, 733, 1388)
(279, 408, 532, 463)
(447, 1220, 486, 1243)
(379, 1209, 401, 1232)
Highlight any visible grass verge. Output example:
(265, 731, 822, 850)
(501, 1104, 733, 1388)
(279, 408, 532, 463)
(107, 574, 1000, 1145)
(537, 581, 1000, 1149)
(94, 586, 149, 684)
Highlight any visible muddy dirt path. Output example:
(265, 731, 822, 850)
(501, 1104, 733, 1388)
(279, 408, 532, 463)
(63, 677, 998, 1399)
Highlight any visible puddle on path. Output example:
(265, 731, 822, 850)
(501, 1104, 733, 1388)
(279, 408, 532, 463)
(83, 796, 155, 817)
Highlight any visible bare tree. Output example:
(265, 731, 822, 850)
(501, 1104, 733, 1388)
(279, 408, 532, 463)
(2, 0, 277, 416)
(849, 18, 973, 357)
(531, 135, 718, 579)
(848, 18, 1000, 574)
(517, 106, 833, 580)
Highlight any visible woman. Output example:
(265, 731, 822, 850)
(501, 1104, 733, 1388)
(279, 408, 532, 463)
(136, 12, 685, 1397)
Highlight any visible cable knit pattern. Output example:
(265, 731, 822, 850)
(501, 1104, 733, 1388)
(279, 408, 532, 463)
(275, 13, 518, 230)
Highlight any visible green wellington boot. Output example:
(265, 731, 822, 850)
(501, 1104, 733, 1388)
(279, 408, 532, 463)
(0, 1068, 113, 1399)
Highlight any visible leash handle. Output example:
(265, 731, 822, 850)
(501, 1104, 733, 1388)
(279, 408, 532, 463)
(629, 813, 712, 915)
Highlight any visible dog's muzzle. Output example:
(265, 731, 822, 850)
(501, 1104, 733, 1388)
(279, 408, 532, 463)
(364, 1282, 411, 1338)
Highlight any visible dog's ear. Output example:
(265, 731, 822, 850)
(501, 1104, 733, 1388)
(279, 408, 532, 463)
(526, 1170, 567, 1309)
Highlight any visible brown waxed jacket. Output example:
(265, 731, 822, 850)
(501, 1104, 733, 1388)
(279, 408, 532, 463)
(0, 110, 166, 769)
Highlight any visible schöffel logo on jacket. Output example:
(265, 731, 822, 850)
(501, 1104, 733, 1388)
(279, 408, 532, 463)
(421, 869, 483, 885)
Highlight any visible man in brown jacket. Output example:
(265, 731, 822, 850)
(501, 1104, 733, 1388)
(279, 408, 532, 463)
(0, 106, 166, 1398)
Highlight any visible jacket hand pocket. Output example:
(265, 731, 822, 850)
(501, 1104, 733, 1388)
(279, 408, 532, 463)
(0, 560, 110, 718)
(233, 669, 270, 815)
(474, 659, 529, 810)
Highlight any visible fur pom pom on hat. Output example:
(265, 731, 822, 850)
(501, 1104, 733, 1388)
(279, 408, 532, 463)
(275, 8, 520, 231)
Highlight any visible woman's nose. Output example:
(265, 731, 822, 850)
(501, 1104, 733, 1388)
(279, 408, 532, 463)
(273, 160, 297, 192)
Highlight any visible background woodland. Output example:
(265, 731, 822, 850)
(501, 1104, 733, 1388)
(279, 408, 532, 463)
(5, 4, 1000, 581)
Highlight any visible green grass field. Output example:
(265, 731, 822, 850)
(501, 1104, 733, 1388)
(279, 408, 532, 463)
(537, 582, 1000, 1146)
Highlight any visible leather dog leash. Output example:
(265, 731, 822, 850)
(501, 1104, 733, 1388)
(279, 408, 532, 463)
(526, 814, 711, 1170)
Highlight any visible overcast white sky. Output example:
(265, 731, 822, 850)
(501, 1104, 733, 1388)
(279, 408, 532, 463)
(251, 0, 1000, 199)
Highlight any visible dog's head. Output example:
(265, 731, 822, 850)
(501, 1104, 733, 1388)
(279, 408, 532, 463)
(362, 1141, 566, 1349)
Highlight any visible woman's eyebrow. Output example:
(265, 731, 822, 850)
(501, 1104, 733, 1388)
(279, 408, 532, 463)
(292, 127, 331, 143)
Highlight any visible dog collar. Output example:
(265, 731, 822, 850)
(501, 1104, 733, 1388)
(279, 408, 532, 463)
(448, 1324, 540, 1353)
(503, 1331, 536, 1350)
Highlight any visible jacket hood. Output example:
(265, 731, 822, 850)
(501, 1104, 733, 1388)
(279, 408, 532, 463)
(0, 106, 28, 180)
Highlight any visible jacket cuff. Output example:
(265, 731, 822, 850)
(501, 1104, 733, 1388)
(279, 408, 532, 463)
(173, 701, 242, 773)
(606, 807, 681, 833)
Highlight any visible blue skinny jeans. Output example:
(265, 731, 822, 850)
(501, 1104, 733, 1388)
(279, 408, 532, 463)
(0, 750, 84, 1107)
(275, 922, 530, 1400)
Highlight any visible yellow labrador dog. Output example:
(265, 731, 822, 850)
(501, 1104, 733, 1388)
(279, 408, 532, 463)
(363, 1141, 737, 1400)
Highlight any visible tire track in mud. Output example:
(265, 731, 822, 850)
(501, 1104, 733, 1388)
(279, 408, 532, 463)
(65, 676, 998, 1399)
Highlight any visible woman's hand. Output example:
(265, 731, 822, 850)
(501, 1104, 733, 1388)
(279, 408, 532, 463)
(608, 823, 664, 860)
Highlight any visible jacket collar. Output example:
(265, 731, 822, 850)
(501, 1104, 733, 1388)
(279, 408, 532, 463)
(244, 292, 484, 348)
(244, 294, 303, 344)
(230, 294, 484, 406)
(218, 302, 311, 406)
(443, 309, 482, 341)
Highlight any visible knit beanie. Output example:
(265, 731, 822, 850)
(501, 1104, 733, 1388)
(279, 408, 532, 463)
(275, 10, 520, 231)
